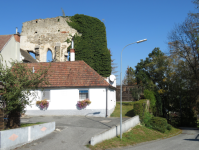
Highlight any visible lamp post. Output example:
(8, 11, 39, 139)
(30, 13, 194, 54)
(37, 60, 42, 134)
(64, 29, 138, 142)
(120, 39, 147, 139)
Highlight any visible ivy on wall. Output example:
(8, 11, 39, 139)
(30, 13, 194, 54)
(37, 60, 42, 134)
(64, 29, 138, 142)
(67, 14, 111, 77)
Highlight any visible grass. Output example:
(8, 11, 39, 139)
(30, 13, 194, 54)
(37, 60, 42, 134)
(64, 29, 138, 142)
(95, 101, 182, 150)
(20, 122, 45, 128)
(87, 125, 181, 150)
(111, 102, 134, 117)
(3, 122, 45, 130)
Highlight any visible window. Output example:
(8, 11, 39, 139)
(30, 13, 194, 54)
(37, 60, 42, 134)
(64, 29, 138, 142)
(42, 89, 50, 100)
(79, 90, 88, 100)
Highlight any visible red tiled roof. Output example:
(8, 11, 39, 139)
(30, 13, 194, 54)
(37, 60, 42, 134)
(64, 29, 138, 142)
(0, 35, 12, 52)
(24, 61, 111, 88)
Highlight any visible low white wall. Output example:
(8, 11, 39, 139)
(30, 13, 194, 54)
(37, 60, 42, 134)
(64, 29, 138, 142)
(90, 115, 140, 146)
(0, 122, 55, 150)
(25, 87, 116, 117)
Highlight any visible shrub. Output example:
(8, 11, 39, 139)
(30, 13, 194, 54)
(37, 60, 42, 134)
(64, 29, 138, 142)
(146, 117, 168, 133)
(133, 100, 148, 122)
(167, 124, 172, 131)
(144, 89, 156, 108)
(143, 111, 153, 125)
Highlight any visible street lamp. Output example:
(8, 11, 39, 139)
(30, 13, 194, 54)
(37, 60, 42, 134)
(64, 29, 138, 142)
(120, 39, 147, 139)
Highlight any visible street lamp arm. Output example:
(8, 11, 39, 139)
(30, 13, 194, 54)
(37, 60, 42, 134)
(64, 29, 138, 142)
(121, 42, 137, 54)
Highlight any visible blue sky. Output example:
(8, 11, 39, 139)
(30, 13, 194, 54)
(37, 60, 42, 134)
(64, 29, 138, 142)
(0, 0, 196, 85)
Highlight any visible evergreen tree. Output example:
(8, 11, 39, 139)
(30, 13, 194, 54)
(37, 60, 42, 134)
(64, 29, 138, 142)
(67, 14, 111, 77)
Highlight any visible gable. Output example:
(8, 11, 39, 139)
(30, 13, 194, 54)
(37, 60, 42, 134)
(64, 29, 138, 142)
(0, 35, 12, 52)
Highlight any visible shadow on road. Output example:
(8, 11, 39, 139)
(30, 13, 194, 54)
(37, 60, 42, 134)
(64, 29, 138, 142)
(184, 134, 199, 141)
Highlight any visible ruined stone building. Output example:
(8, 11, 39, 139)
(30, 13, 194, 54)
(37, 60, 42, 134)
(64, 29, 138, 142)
(20, 17, 80, 62)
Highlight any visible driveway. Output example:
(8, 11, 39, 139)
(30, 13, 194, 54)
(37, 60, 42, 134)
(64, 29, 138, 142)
(108, 127, 199, 150)
(14, 116, 129, 150)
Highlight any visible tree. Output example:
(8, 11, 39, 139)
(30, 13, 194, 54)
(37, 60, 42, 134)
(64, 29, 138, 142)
(67, 14, 111, 77)
(122, 66, 136, 85)
(168, 4, 199, 104)
(0, 56, 51, 128)
(164, 1, 199, 126)
(109, 49, 118, 78)
(135, 48, 170, 116)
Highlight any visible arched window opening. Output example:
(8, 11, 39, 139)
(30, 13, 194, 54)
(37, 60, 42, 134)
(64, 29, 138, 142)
(47, 49, 53, 62)
(28, 52, 36, 59)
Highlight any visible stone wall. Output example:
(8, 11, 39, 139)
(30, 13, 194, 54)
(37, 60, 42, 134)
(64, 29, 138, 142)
(20, 17, 80, 62)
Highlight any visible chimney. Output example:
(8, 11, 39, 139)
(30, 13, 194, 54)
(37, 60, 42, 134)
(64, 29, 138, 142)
(14, 27, 20, 43)
(70, 37, 75, 61)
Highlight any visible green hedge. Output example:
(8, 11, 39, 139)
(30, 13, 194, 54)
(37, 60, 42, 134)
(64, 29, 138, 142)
(146, 117, 168, 133)
(144, 89, 156, 108)
(133, 100, 148, 121)
(67, 14, 111, 77)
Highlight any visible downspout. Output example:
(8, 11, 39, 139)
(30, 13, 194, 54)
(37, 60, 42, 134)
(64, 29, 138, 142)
(106, 87, 108, 117)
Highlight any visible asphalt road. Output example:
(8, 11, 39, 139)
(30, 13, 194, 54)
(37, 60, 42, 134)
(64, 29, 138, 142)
(15, 116, 129, 150)
(108, 127, 199, 150)
(15, 116, 199, 150)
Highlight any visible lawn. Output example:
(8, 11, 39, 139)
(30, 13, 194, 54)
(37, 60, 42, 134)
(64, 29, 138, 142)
(111, 102, 134, 118)
(21, 122, 45, 128)
(3, 122, 45, 130)
(92, 101, 182, 150)
(87, 125, 181, 150)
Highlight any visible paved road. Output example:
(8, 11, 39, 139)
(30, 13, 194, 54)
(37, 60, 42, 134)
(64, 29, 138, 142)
(108, 127, 199, 150)
(14, 116, 129, 150)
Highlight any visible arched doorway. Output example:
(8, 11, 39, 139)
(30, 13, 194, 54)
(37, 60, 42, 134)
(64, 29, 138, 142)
(47, 49, 53, 62)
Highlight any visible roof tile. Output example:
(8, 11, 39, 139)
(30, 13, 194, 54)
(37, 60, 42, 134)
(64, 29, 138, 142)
(24, 61, 111, 88)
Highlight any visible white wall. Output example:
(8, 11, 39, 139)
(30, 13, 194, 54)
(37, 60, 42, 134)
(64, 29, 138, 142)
(25, 87, 114, 117)
(0, 35, 21, 67)
(107, 88, 116, 116)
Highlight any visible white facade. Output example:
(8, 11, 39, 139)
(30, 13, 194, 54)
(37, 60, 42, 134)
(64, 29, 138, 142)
(0, 35, 21, 67)
(25, 87, 116, 117)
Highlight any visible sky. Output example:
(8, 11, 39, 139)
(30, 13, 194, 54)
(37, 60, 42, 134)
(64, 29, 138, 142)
(0, 0, 196, 85)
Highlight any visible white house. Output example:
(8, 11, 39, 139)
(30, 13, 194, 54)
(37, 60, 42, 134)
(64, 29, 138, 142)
(25, 49, 116, 117)
(0, 32, 37, 67)
(0, 34, 21, 67)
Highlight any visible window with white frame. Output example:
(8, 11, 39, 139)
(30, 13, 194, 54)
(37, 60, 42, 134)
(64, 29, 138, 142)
(42, 89, 50, 100)
(79, 90, 89, 100)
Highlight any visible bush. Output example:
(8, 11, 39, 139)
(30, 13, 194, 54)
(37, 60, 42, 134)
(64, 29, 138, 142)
(143, 111, 153, 125)
(133, 100, 148, 122)
(144, 89, 156, 108)
(146, 117, 168, 133)
(167, 124, 172, 131)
